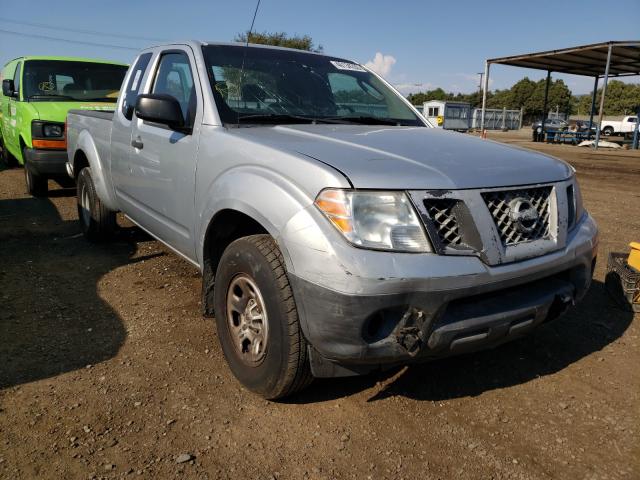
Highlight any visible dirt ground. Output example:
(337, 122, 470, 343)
(0, 131, 638, 480)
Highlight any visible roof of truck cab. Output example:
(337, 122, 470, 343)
(144, 40, 331, 57)
(5, 56, 128, 66)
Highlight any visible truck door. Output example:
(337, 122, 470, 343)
(111, 52, 153, 199)
(125, 48, 202, 260)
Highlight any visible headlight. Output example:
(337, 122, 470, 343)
(31, 121, 65, 139)
(43, 124, 63, 137)
(314, 189, 432, 252)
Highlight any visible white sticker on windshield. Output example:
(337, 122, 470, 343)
(131, 69, 142, 91)
(330, 61, 366, 72)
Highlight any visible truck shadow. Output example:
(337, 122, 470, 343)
(292, 279, 634, 403)
(0, 196, 159, 389)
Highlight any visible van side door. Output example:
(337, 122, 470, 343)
(122, 48, 202, 261)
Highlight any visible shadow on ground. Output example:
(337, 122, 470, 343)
(291, 279, 634, 403)
(0, 196, 158, 389)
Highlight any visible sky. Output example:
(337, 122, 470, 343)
(1, 0, 638, 96)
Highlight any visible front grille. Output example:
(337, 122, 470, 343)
(423, 199, 462, 246)
(482, 186, 552, 246)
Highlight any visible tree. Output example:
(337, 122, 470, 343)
(407, 76, 574, 121)
(234, 31, 323, 52)
(574, 80, 640, 116)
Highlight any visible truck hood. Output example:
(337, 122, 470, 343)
(232, 125, 572, 189)
(31, 101, 116, 123)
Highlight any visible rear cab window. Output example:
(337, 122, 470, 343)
(121, 53, 152, 120)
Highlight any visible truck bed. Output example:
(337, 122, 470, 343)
(66, 109, 115, 182)
(67, 109, 114, 121)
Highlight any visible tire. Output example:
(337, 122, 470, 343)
(602, 126, 614, 136)
(214, 234, 312, 399)
(23, 148, 48, 197)
(1, 138, 17, 168)
(76, 167, 116, 242)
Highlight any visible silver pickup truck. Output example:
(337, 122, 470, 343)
(66, 41, 598, 399)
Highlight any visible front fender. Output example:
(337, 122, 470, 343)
(196, 165, 320, 274)
(74, 129, 119, 211)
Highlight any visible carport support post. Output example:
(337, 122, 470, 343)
(633, 105, 640, 150)
(541, 71, 551, 138)
(587, 76, 598, 135)
(594, 43, 613, 150)
(480, 61, 490, 133)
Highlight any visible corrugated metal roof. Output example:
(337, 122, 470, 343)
(487, 41, 640, 77)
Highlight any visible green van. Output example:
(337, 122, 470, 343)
(0, 56, 128, 195)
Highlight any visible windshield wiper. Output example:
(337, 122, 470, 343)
(82, 97, 118, 102)
(27, 94, 76, 101)
(323, 115, 401, 126)
(236, 113, 345, 125)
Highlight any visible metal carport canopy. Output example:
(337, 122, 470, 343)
(479, 41, 640, 148)
(486, 41, 640, 77)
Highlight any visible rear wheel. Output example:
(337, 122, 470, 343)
(214, 234, 312, 399)
(77, 167, 116, 241)
(23, 148, 48, 197)
(602, 126, 614, 136)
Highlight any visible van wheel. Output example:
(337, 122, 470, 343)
(214, 234, 312, 399)
(77, 167, 116, 241)
(24, 150, 48, 196)
(1, 138, 17, 167)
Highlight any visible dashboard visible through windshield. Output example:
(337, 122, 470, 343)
(23, 60, 128, 103)
(201, 45, 425, 126)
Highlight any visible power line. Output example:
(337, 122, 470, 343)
(0, 17, 167, 42)
(0, 28, 139, 51)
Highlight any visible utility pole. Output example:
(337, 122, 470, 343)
(477, 72, 484, 92)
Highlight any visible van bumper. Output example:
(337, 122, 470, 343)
(24, 148, 68, 177)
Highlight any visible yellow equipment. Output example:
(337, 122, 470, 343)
(628, 242, 640, 271)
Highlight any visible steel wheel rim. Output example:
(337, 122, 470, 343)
(79, 184, 91, 226)
(226, 273, 269, 366)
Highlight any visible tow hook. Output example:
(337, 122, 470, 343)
(396, 308, 429, 356)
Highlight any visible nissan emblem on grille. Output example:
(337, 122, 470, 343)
(482, 186, 552, 246)
(508, 197, 539, 234)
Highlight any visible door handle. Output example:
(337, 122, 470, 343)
(131, 138, 143, 149)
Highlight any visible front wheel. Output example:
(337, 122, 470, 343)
(214, 234, 312, 399)
(23, 148, 48, 197)
(77, 167, 116, 241)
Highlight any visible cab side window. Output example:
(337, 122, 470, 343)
(152, 52, 196, 126)
(12, 62, 21, 99)
(122, 53, 152, 120)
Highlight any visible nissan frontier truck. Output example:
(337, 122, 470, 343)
(65, 42, 598, 399)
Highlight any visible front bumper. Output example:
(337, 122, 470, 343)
(285, 213, 598, 377)
(24, 148, 68, 177)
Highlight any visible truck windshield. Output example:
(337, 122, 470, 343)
(202, 45, 424, 126)
(23, 60, 128, 102)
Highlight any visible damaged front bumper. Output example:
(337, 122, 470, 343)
(284, 212, 598, 378)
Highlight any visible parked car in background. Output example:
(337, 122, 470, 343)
(531, 118, 568, 132)
(0, 56, 127, 195)
(600, 115, 638, 136)
(66, 41, 598, 399)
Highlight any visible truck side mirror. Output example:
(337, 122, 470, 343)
(2, 79, 16, 98)
(135, 94, 186, 131)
